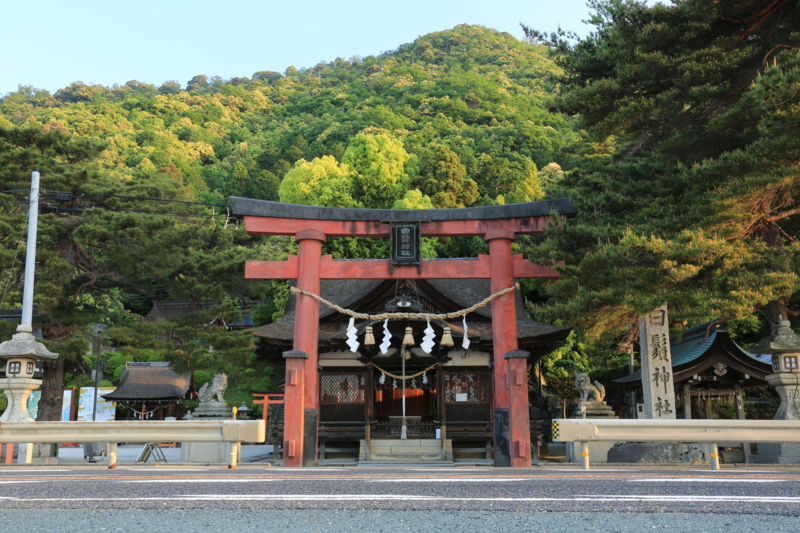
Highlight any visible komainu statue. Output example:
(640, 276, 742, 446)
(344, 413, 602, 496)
(574, 373, 605, 402)
(198, 373, 228, 403)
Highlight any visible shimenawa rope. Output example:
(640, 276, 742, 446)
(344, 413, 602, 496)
(290, 282, 519, 320)
(369, 362, 438, 380)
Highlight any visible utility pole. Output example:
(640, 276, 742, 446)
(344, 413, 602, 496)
(21, 171, 40, 329)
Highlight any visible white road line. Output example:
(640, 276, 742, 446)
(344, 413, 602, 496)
(123, 468, 208, 471)
(8, 494, 800, 503)
(122, 479, 283, 483)
(629, 478, 783, 483)
(581, 495, 800, 501)
(0, 469, 72, 473)
(539, 469, 634, 472)
(403, 468, 492, 471)
(0, 481, 46, 484)
(365, 478, 526, 482)
(262, 468, 345, 471)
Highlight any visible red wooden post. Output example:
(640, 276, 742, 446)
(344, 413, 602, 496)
(505, 350, 532, 467)
(485, 230, 521, 467)
(294, 229, 325, 466)
(282, 350, 307, 467)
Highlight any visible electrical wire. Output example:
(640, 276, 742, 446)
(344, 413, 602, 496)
(0, 213, 29, 311)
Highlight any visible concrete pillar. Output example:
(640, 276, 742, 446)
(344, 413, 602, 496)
(282, 350, 308, 467)
(294, 229, 325, 467)
(485, 230, 519, 467)
(505, 350, 532, 467)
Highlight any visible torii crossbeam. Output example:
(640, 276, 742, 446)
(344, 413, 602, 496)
(232, 197, 578, 468)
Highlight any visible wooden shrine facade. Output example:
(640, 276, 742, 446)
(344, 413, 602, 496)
(232, 197, 578, 467)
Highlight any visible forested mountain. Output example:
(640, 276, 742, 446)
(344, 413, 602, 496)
(1, 25, 579, 209)
(0, 25, 583, 417)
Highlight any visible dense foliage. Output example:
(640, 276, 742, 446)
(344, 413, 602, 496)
(524, 0, 800, 351)
(0, 25, 580, 417)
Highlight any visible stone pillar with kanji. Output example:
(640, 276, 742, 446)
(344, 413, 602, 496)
(639, 305, 677, 419)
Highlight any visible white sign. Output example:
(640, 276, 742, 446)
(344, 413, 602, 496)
(639, 305, 677, 419)
(455, 393, 468, 402)
(61, 389, 73, 421)
(77, 387, 117, 421)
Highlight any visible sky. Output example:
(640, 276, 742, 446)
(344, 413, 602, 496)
(0, 0, 597, 96)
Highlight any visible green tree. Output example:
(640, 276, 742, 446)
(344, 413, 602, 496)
(524, 0, 800, 339)
(411, 144, 479, 208)
(278, 155, 355, 207)
(341, 130, 411, 208)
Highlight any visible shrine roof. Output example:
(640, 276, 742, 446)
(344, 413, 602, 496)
(230, 197, 578, 222)
(615, 322, 770, 386)
(102, 363, 196, 401)
(253, 278, 569, 345)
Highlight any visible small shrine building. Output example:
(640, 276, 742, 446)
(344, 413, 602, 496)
(102, 362, 197, 420)
(616, 322, 772, 420)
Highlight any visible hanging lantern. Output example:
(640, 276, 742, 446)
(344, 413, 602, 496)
(403, 327, 415, 346)
(440, 327, 454, 347)
(364, 326, 375, 346)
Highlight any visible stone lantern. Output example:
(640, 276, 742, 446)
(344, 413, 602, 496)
(749, 319, 800, 463)
(0, 324, 58, 423)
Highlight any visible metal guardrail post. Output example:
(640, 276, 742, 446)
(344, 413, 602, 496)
(580, 441, 590, 470)
(228, 443, 238, 469)
(107, 443, 117, 469)
(709, 443, 720, 471)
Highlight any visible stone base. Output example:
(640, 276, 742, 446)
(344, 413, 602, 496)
(180, 441, 235, 463)
(753, 443, 800, 464)
(0, 378, 41, 423)
(607, 442, 714, 464)
(191, 400, 231, 419)
(572, 400, 617, 418)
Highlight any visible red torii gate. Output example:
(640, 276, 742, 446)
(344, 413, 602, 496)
(232, 197, 578, 468)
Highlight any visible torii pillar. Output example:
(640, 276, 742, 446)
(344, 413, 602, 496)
(233, 197, 578, 467)
(486, 231, 531, 467)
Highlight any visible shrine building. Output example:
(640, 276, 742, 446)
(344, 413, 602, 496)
(232, 197, 578, 467)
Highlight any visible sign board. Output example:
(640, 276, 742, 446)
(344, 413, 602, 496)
(77, 387, 117, 421)
(26, 390, 41, 420)
(390, 222, 421, 267)
(639, 304, 677, 419)
(455, 393, 468, 402)
(62, 389, 74, 421)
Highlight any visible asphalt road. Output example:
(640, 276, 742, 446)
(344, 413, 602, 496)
(0, 465, 798, 532)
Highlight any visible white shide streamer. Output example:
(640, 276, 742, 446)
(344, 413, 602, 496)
(462, 315, 470, 350)
(346, 317, 360, 352)
(420, 319, 436, 353)
(379, 318, 392, 354)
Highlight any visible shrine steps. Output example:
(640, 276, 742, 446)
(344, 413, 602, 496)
(359, 438, 453, 462)
(357, 460, 455, 467)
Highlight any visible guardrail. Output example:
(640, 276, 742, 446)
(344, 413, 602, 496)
(551, 419, 800, 470)
(0, 420, 265, 469)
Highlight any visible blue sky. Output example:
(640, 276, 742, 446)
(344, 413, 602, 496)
(0, 0, 596, 96)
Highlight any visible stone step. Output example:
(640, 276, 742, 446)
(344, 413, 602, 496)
(369, 446, 443, 454)
(357, 461, 455, 467)
(369, 453, 445, 461)
(368, 439, 443, 447)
